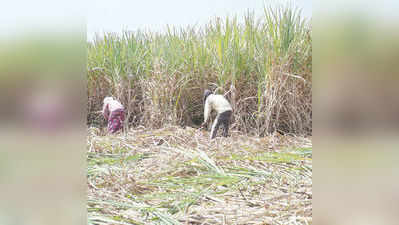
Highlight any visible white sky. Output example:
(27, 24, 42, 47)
(87, 0, 312, 41)
(2, 0, 399, 41)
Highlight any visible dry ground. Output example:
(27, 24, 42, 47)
(87, 126, 312, 225)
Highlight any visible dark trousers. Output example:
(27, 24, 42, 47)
(210, 110, 232, 139)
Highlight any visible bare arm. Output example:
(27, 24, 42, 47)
(102, 103, 110, 120)
(203, 99, 210, 125)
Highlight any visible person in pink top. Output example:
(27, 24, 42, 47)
(102, 97, 125, 134)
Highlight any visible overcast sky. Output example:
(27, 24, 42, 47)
(87, 0, 312, 41)
(2, 0, 399, 41)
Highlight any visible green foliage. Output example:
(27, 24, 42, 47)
(87, 4, 312, 135)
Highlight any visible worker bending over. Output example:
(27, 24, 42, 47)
(102, 96, 125, 134)
(201, 89, 233, 139)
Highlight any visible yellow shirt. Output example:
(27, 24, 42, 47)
(203, 94, 232, 123)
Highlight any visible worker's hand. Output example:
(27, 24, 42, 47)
(200, 122, 206, 128)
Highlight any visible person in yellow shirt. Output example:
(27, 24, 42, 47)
(201, 89, 233, 139)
